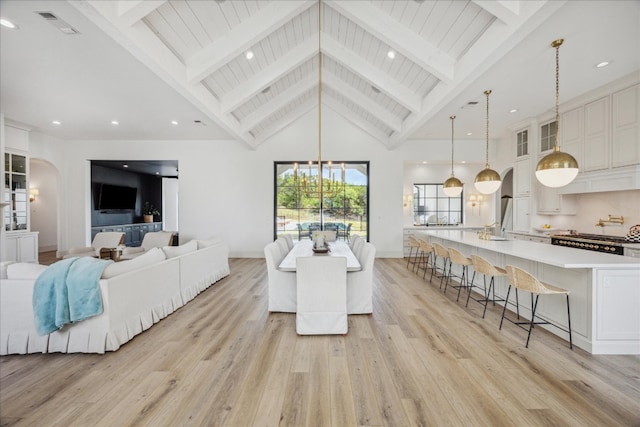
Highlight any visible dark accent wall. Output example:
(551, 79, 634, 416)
(91, 164, 162, 227)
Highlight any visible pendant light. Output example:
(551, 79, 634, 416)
(535, 38, 579, 188)
(474, 90, 502, 194)
(443, 115, 463, 196)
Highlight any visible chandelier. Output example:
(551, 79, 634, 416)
(443, 115, 463, 196)
(474, 89, 502, 195)
(535, 38, 579, 188)
(293, 0, 345, 199)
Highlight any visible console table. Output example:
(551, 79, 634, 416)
(91, 222, 163, 247)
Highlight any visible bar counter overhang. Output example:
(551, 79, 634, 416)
(419, 230, 640, 355)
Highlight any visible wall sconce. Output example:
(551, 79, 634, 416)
(29, 188, 39, 202)
(468, 194, 482, 214)
(403, 194, 413, 208)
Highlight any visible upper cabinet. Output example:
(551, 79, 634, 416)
(612, 84, 640, 168)
(584, 96, 610, 172)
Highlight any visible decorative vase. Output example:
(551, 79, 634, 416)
(143, 214, 153, 223)
(315, 234, 325, 249)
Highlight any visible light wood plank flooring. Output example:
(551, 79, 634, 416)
(1, 257, 639, 426)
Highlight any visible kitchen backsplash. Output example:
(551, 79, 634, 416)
(536, 190, 640, 237)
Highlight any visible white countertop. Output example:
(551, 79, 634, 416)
(405, 225, 485, 230)
(419, 230, 640, 269)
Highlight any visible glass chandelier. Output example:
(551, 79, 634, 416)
(535, 38, 579, 188)
(443, 115, 463, 196)
(474, 90, 502, 194)
(294, 0, 344, 199)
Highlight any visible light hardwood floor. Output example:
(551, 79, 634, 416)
(1, 257, 639, 426)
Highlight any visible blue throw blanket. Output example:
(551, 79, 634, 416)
(33, 257, 113, 335)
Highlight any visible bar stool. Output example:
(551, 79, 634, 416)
(430, 243, 450, 288)
(468, 255, 507, 318)
(500, 265, 572, 349)
(416, 238, 434, 279)
(406, 236, 421, 272)
(445, 247, 474, 302)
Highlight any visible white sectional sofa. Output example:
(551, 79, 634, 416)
(0, 238, 229, 355)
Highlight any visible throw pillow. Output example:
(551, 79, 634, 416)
(7, 262, 49, 280)
(162, 240, 198, 258)
(101, 247, 166, 279)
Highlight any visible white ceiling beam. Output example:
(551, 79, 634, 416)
(324, 97, 389, 145)
(186, 0, 315, 84)
(255, 98, 317, 145)
(321, 35, 422, 113)
(242, 73, 317, 133)
(472, 0, 520, 24)
(388, 0, 565, 149)
(326, 0, 455, 83)
(73, 0, 256, 149)
(221, 37, 318, 114)
(116, 0, 167, 27)
(323, 72, 403, 133)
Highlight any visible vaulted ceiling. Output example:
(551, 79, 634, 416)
(69, 0, 568, 148)
(1, 1, 639, 148)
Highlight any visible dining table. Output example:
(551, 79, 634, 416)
(278, 240, 361, 272)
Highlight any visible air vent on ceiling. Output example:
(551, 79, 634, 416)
(193, 120, 207, 126)
(35, 11, 79, 35)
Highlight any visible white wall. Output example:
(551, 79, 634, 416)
(29, 158, 58, 251)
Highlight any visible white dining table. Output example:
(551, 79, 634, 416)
(278, 240, 361, 272)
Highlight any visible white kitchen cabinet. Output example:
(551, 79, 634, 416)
(514, 157, 531, 196)
(5, 232, 39, 263)
(562, 106, 583, 166)
(584, 96, 610, 172)
(512, 197, 530, 232)
(536, 182, 576, 215)
(612, 84, 640, 168)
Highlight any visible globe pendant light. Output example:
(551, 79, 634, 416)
(474, 90, 502, 194)
(536, 38, 579, 188)
(443, 115, 463, 196)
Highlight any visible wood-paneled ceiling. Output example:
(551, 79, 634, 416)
(71, 0, 564, 148)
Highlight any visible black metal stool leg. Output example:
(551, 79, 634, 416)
(499, 285, 512, 330)
(525, 295, 540, 348)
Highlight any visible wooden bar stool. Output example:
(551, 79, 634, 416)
(416, 238, 434, 279)
(406, 236, 421, 272)
(468, 255, 507, 318)
(444, 247, 474, 302)
(430, 243, 450, 288)
(500, 265, 573, 349)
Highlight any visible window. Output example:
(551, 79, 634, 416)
(274, 162, 369, 241)
(517, 129, 528, 157)
(412, 183, 463, 226)
(540, 121, 557, 152)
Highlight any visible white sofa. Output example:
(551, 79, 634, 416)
(0, 238, 229, 355)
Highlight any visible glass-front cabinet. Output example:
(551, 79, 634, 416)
(4, 152, 28, 231)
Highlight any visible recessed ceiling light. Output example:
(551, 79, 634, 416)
(510, 109, 518, 113)
(461, 160, 466, 164)
(111, 120, 119, 125)
(422, 161, 427, 164)
(245, 51, 254, 60)
(0, 18, 18, 29)
(171, 120, 178, 125)
(387, 50, 396, 59)
(466, 132, 472, 136)
(595, 61, 610, 68)
(52, 120, 61, 125)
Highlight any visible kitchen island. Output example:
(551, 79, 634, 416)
(419, 230, 640, 355)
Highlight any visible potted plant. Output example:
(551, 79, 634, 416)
(143, 202, 160, 223)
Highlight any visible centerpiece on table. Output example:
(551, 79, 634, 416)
(143, 202, 160, 223)
(312, 231, 330, 253)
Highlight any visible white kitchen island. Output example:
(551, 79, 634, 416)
(419, 230, 640, 355)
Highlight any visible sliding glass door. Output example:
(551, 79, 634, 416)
(274, 161, 369, 241)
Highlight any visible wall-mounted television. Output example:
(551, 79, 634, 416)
(98, 183, 137, 210)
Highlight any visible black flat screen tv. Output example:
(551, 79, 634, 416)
(98, 183, 137, 210)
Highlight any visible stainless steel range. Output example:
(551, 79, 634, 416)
(551, 233, 627, 255)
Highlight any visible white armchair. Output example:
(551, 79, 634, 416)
(120, 231, 174, 260)
(264, 242, 297, 313)
(347, 242, 376, 314)
(63, 232, 125, 259)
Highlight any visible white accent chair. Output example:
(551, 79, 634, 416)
(63, 232, 125, 259)
(352, 237, 365, 260)
(349, 234, 361, 249)
(282, 234, 294, 250)
(347, 242, 376, 314)
(275, 237, 289, 258)
(120, 231, 174, 260)
(296, 256, 347, 335)
(264, 242, 297, 313)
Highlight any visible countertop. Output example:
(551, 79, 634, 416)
(419, 230, 640, 269)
